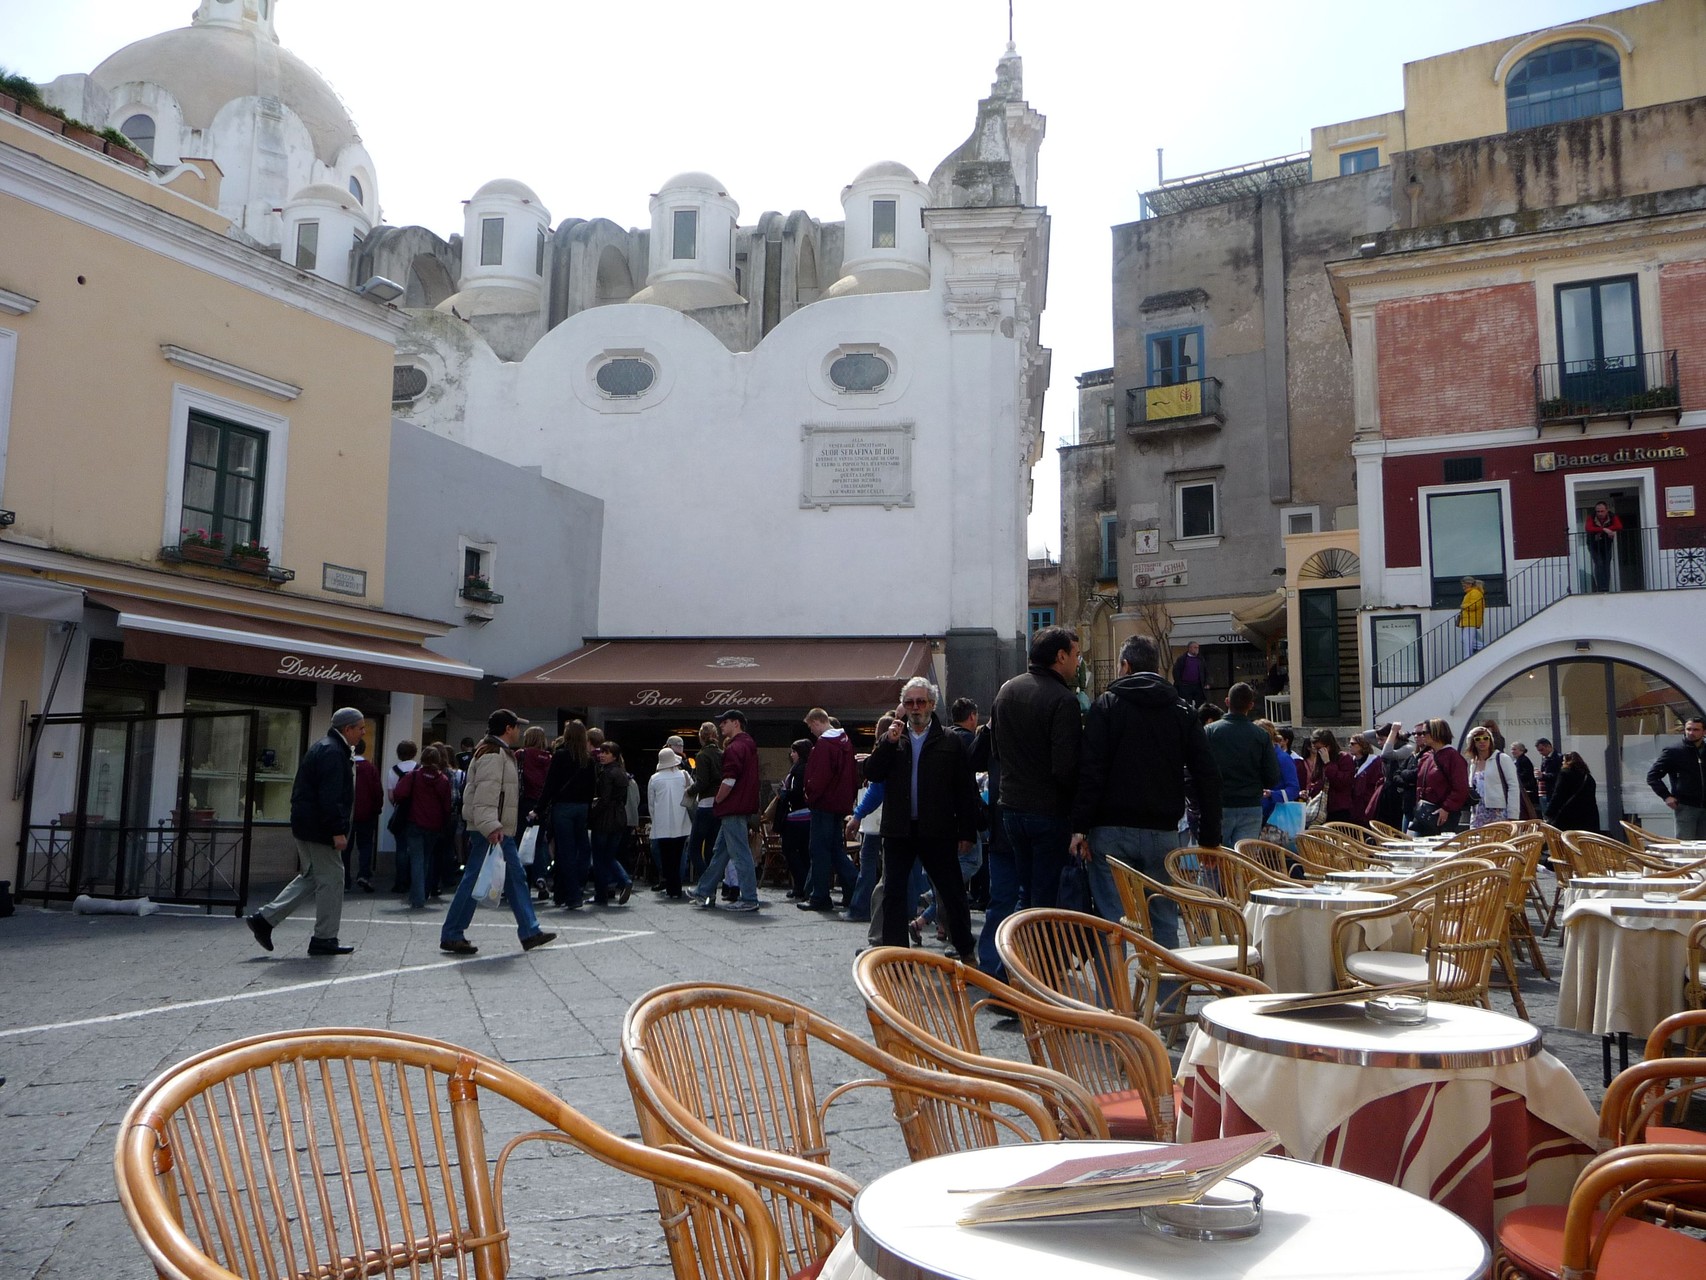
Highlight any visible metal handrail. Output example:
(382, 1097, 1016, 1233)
(1533, 350, 1679, 422)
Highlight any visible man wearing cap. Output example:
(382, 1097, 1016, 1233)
(247, 707, 365, 956)
(690, 709, 763, 911)
(438, 709, 557, 955)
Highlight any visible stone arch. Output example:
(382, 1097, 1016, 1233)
(797, 236, 820, 305)
(407, 253, 456, 309)
(595, 245, 636, 305)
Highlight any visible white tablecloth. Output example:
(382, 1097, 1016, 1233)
(819, 1141, 1490, 1280)
(1178, 996, 1597, 1243)
(1563, 874, 1704, 909)
(1555, 897, 1706, 1036)
(1242, 889, 1397, 993)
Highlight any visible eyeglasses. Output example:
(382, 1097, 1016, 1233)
(901, 698, 931, 707)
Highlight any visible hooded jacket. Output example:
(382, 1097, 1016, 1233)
(1070, 672, 1223, 846)
(803, 726, 857, 815)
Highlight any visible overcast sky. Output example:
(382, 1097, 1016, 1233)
(4, 0, 1598, 554)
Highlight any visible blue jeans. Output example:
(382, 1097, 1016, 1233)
(808, 810, 857, 905)
(846, 831, 881, 919)
(1221, 806, 1265, 848)
(1004, 810, 1072, 910)
(402, 823, 436, 908)
(685, 805, 719, 884)
(692, 815, 758, 904)
(1087, 826, 1182, 947)
(549, 802, 591, 907)
(590, 829, 632, 902)
(351, 819, 377, 883)
(977, 806, 1028, 979)
(441, 834, 543, 943)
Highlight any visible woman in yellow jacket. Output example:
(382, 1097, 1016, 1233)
(1456, 576, 1485, 657)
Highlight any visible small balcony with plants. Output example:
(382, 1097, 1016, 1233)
(1125, 376, 1225, 432)
(1534, 350, 1680, 426)
(459, 574, 504, 605)
(161, 529, 293, 584)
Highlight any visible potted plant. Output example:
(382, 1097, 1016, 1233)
(100, 126, 148, 169)
(63, 118, 105, 152)
(0, 68, 36, 116)
(230, 538, 271, 571)
(178, 527, 227, 564)
(460, 573, 504, 604)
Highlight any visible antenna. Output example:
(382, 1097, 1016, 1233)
(1009, 0, 1014, 44)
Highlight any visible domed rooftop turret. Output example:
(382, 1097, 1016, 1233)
(473, 177, 543, 203)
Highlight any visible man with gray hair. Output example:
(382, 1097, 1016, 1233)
(247, 707, 365, 957)
(864, 676, 982, 958)
(1071, 636, 1221, 945)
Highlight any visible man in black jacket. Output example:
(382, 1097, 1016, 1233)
(247, 708, 364, 956)
(865, 677, 983, 959)
(1071, 635, 1222, 945)
(1648, 717, 1706, 838)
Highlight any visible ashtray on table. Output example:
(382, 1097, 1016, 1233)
(1139, 1180, 1263, 1240)
(1364, 994, 1429, 1025)
(1643, 890, 1681, 903)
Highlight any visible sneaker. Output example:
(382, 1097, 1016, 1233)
(726, 899, 761, 912)
(617, 882, 632, 905)
(720, 886, 739, 902)
(440, 939, 478, 955)
(907, 916, 924, 946)
(356, 877, 374, 893)
(695, 895, 717, 909)
(246, 913, 274, 952)
(797, 899, 835, 912)
(839, 911, 870, 923)
(521, 931, 557, 951)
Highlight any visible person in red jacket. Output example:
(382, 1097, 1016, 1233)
(688, 709, 763, 911)
(1412, 719, 1471, 833)
(801, 707, 858, 912)
(394, 746, 454, 909)
(1348, 732, 1383, 827)
(351, 743, 383, 892)
(1304, 729, 1357, 823)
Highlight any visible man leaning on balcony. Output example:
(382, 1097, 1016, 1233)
(1648, 716, 1706, 840)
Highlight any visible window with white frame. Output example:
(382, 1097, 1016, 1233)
(536, 226, 546, 276)
(1098, 515, 1118, 579)
(1176, 479, 1218, 540)
(1426, 488, 1507, 608)
(872, 199, 896, 249)
(1281, 506, 1320, 537)
(480, 217, 504, 266)
(673, 210, 697, 260)
(294, 221, 318, 271)
(120, 113, 155, 160)
(459, 539, 497, 601)
(163, 386, 288, 560)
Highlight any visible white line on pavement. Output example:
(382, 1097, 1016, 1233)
(0, 930, 653, 1041)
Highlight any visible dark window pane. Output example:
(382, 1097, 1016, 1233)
(295, 221, 318, 271)
(872, 199, 896, 249)
(480, 217, 503, 266)
(1180, 483, 1216, 538)
(180, 415, 267, 554)
(348, 175, 363, 203)
(1339, 148, 1379, 175)
(120, 113, 155, 160)
(828, 352, 890, 392)
(595, 358, 656, 397)
(673, 210, 697, 260)
(1507, 39, 1622, 130)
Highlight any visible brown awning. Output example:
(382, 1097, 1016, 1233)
(89, 592, 482, 701)
(500, 638, 936, 712)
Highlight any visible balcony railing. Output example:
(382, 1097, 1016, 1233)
(1126, 376, 1224, 429)
(1534, 350, 1679, 423)
(1371, 524, 1706, 717)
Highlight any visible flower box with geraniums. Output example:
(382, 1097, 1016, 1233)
(177, 528, 227, 565)
(229, 539, 271, 573)
(460, 574, 504, 605)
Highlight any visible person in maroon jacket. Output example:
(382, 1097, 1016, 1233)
(1348, 732, 1383, 827)
(394, 746, 454, 909)
(800, 707, 858, 912)
(689, 709, 763, 911)
(1304, 729, 1357, 823)
(1412, 719, 1471, 833)
(350, 742, 383, 891)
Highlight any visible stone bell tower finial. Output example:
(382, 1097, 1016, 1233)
(193, 0, 280, 42)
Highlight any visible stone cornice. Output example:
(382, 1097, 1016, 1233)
(0, 140, 409, 346)
(0, 286, 38, 315)
(161, 345, 302, 401)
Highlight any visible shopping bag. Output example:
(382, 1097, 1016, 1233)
(517, 826, 540, 868)
(472, 843, 506, 905)
(1268, 800, 1306, 842)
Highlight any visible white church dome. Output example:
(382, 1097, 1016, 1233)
(850, 160, 920, 184)
(472, 177, 543, 203)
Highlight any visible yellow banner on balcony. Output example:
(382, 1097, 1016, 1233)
(1146, 380, 1201, 420)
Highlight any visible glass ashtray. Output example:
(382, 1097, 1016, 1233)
(1365, 994, 1429, 1025)
(1314, 882, 1345, 894)
(1644, 890, 1680, 903)
(1140, 1180, 1263, 1241)
(1614, 870, 1643, 879)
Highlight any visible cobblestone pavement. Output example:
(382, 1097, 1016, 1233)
(0, 867, 1614, 1278)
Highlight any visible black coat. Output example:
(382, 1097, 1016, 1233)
(1648, 740, 1706, 809)
(289, 729, 355, 844)
(1547, 768, 1599, 832)
(1070, 672, 1222, 846)
(1514, 753, 1538, 809)
(864, 716, 982, 843)
(591, 763, 631, 834)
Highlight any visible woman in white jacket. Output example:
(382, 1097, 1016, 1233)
(647, 747, 694, 898)
(1464, 726, 1515, 828)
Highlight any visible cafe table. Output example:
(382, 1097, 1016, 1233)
(1177, 994, 1596, 1243)
(1242, 886, 1396, 993)
(816, 1140, 1491, 1280)
(1555, 896, 1706, 1057)
(1563, 872, 1704, 909)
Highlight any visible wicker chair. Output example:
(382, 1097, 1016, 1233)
(114, 1028, 783, 1280)
(621, 982, 1058, 1277)
(1439, 820, 1519, 851)
(1321, 820, 1380, 844)
(1107, 859, 1263, 982)
(994, 907, 1270, 1038)
(1295, 829, 1394, 875)
(1165, 846, 1291, 907)
(1231, 837, 1297, 880)
(1331, 862, 1515, 1008)
(853, 946, 1179, 1142)
(1494, 1145, 1706, 1278)
(1370, 820, 1406, 840)
(1621, 819, 1685, 850)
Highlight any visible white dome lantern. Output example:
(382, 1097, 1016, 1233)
(436, 178, 551, 317)
(825, 160, 930, 298)
(631, 171, 744, 311)
(281, 182, 370, 286)
(194, 0, 279, 39)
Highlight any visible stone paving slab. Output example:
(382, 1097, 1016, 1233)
(0, 868, 1614, 1277)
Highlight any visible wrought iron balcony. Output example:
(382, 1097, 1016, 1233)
(1534, 350, 1680, 424)
(1125, 376, 1224, 430)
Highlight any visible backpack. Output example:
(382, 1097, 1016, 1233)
(387, 765, 413, 840)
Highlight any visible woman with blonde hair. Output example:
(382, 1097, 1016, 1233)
(1463, 725, 1515, 828)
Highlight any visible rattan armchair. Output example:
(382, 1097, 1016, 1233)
(1331, 861, 1515, 1008)
(1295, 829, 1395, 875)
(995, 907, 1270, 1037)
(1321, 820, 1380, 844)
(1165, 846, 1291, 907)
(1494, 1145, 1706, 1279)
(621, 982, 1058, 1277)
(853, 946, 1181, 1141)
(1231, 837, 1297, 880)
(114, 1028, 783, 1280)
(1106, 858, 1263, 982)
(1369, 820, 1406, 839)
(1439, 820, 1518, 851)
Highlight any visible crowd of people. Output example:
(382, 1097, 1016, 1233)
(239, 626, 1704, 965)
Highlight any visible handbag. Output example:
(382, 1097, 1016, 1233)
(517, 825, 540, 868)
(1303, 790, 1328, 828)
(1057, 860, 1094, 914)
(386, 767, 413, 841)
(1411, 800, 1443, 836)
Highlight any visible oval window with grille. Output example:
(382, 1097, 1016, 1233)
(392, 365, 428, 403)
(595, 357, 656, 398)
(828, 352, 891, 392)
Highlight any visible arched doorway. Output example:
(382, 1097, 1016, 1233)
(1468, 657, 1702, 834)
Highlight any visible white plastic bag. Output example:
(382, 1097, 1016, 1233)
(517, 825, 540, 868)
(472, 842, 506, 905)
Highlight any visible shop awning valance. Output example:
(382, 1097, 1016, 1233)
(500, 637, 937, 713)
(89, 592, 482, 701)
